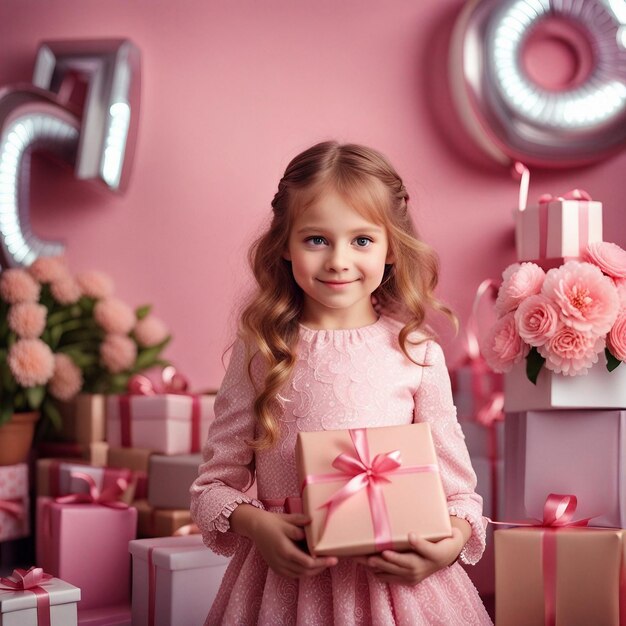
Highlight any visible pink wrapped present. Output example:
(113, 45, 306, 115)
(147, 454, 201, 510)
(36, 473, 137, 610)
(0, 463, 29, 542)
(504, 357, 626, 411)
(106, 394, 215, 455)
(296, 423, 451, 556)
(129, 535, 230, 626)
(515, 189, 602, 264)
(77, 603, 130, 625)
(504, 410, 626, 527)
(0, 567, 80, 626)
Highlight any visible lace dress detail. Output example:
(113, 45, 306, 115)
(190, 316, 492, 625)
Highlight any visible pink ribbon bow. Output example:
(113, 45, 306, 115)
(538, 189, 592, 204)
(0, 497, 25, 520)
(0, 567, 53, 626)
(303, 429, 438, 552)
(55, 472, 129, 509)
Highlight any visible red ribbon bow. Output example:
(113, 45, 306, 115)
(0, 567, 53, 626)
(303, 429, 438, 552)
(127, 365, 189, 396)
(538, 189, 592, 204)
(55, 472, 129, 509)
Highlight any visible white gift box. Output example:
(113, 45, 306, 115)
(504, 359, 626, 411)
(0, 576, 80, 626)
(515, 197, 602, 263)
(129, 535, 230, 626)
(106, 394, 215, 455)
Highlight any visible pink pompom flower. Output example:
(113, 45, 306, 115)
(608, 310, 626, 362)
(585, 242, 626, 278)
(8, 338, 55, 387)
(49, 353, 83, 401)
(76, 271, 115, 299)
(100, 334, 137, 374)
(495, 262, 545, 317)
(50, 276, 82, 305)
(94, 298, 136, 335)
(514, 294, 559, 347)
(542, 261, 619, 336)
(613, 278, 626, 308)
(480, 312, 529, 373)
(7, 303, 47, 339)
(0, 268, 41, 304)
(133, 315, 169, 347)
(538, 324, 604, 376)
(27, 256, 69, 284)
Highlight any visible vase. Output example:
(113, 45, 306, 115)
(0, 411, 38, 466)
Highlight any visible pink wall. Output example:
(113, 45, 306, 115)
(3, 0, 626, 388)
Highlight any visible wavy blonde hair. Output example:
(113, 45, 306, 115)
(240, 141, 455, 449)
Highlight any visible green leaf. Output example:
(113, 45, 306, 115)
(0, 402, 14, 427)
(135, 304, 152, 320)
(25, 385, 45, 409)
(605, 348, 622, 372)
(41, 399, 62, 430)
(525, 347, 545, 385)
(133, 343, 167, 371)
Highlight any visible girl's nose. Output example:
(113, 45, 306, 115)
(325, 246, 349, 272)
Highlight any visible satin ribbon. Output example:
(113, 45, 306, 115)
(489, 493, 591, 626)
(54, 471, 129, 509)
(303, 429, 438, 552)
(119, 366, 201, 452)
(0, 497, 25, 520)
(0, 567, 53, 626)
(173, 523, 200, 536)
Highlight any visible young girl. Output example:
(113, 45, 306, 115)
(190, 141, 492, 625)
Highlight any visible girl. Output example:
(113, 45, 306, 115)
(190, 141, 492, 625)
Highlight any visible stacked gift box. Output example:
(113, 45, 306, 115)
(488, 184, 626, 624)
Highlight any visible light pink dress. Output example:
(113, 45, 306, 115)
(190, 316, 492, 625)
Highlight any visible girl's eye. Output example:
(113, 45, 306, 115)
(354, 237, 373, 248)
(306, 236, 327, 246)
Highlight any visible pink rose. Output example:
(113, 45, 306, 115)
(76, 271, 115, 299)
(542, 261, 619, 335)
(7, 303, 47, 339)
(8, 338, 55, 387)
(49, 353, 83, 401)
(514, 294, 559, 347)
(480, 312, 529, 373)
(614, 278, 626, 307)
(50, 276, 82, 304)
(100, 334, 137, 373)
(27, 256, 69, 283)
(608, 309, 626, 361)
(94, 298, 136, 335)
(495, 262, 545, 316)
(538, 324, 604, 376)
(0, 268, 40, 304)
(133, 315, 169, 347)
(585, 242, 626, 278)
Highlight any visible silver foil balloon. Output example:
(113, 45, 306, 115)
(450, 0, 626, 167)
(0, 86, 79, 267)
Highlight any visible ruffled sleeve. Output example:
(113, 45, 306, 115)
(413, 340, 487, 565)
(189, 338, 264, 556)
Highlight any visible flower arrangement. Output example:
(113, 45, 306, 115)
(0, 256, 171, 429)
(480, 242, 626, 381)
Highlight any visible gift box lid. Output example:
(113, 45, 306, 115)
(108, 394, 214, 423)
(149, 453, 202, 469)
(0, 575, 80, 613)
(129, 535, 228, 570)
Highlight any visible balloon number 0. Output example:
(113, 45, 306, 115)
(0, 39, 140, 268)
(450, 0, 626, 168)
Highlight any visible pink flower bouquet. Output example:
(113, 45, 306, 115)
(480, 242, 626, 381)
(0, 256, 171, 430)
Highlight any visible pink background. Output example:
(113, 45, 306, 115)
(3, 0, 626, 388)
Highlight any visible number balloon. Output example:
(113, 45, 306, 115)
(0, 39, 140, 268)
(449, 0, 626, 167)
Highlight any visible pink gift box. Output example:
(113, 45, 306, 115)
(504, 358, 626, 411)
(36, 496, 137, 610)
(515, 196, 602, 263)
(0, 463, 29, 542)
(0, 574, 80, 626)
(504, 410, 626, 527)
(106, 394, 215, 455)
(147, 453, 201, 510)
(129, 535, 230, 626)
(296, 423, 451, 556)
(77, 603, 130, 625)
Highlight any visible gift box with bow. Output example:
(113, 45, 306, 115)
(106, 369, 216, 455)
(0, 567, 80, 626)
(296, 423, 451, 556)
(0, 463, 29, 543)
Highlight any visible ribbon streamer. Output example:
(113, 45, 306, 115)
(55, 472, 129, 509)
(0, 567, 53, 626)
(0, 497, 24, 520)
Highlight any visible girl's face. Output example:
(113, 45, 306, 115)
(284, 187, 393, 329)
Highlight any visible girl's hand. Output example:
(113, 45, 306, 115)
(354, 528, 465, 586)
(248, 510, 338, 579)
